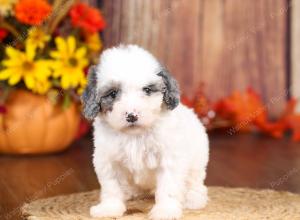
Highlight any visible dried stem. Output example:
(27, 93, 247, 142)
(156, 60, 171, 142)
(0, 19, 23, 43)
(46, 0, 76, 35)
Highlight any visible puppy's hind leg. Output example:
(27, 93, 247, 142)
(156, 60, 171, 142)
(184, 170, 208, 210)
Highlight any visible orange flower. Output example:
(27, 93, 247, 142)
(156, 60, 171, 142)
(69, 2, 105, 33)
(15, 0, 51, 25)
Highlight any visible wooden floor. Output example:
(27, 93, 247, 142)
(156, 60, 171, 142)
(1, 133, 300, 220)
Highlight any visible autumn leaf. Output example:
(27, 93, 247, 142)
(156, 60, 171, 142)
(214, 88, 267, 132)
(181, 95, 194, 108)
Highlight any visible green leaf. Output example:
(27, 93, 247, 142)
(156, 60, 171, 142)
(63, 92, 71, 109)
(51, 78, 61, 87)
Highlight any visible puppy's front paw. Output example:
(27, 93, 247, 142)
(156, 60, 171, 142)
(184, 185, 208, 210)
(184, 193, 208, 210)
(90, 199, 126, 218)
(149, 199, 182, 220)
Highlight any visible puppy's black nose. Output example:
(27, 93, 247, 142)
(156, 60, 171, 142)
(126, 113, 138, 123)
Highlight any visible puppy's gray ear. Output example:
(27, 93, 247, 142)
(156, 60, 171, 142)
(157, 67, 180, 110)
(81, 65, 100, 120)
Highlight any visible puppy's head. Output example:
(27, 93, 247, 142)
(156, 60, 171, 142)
(82, 45, 180, 134)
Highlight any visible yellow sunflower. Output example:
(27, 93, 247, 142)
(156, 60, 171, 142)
(85, 33, 102, 52)
(26, 28, 50, 50)
(50, 36, 88, 90)
(0, 0, 16, 16)
(31, 79, 51, 94)
(0, 43, 52, 94)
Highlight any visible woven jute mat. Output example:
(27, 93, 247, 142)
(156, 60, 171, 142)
(22, 186, 300, 220)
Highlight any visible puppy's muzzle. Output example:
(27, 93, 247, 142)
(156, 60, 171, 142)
(126, 112, 138, 123)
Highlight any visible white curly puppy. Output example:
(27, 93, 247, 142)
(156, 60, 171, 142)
(82, 45, 209, 220)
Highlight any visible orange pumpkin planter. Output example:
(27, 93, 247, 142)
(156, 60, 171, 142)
(0, 90, 80, 154)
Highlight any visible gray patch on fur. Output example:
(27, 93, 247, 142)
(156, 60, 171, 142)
(142, 83, 162, 96)
(157, 67, 180, 110)
(145, 83, 161, 92)
(81, 65, 100, 120)
(100, 86, 121, 113)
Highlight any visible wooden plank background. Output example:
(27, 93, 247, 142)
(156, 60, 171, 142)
(291, 0, 300, 112)
(101, 0, 289, 115)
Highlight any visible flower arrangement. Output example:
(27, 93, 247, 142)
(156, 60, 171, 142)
(182, 86, 300, 141)
(0, 0, 105, 107)
(0, 0, 105, 154)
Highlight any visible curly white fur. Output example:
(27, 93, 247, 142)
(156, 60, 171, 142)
(88, 45, 209, 220)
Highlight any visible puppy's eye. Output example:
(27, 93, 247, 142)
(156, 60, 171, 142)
(143, 87, 152, 95)
(106, 90, 118, 99)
